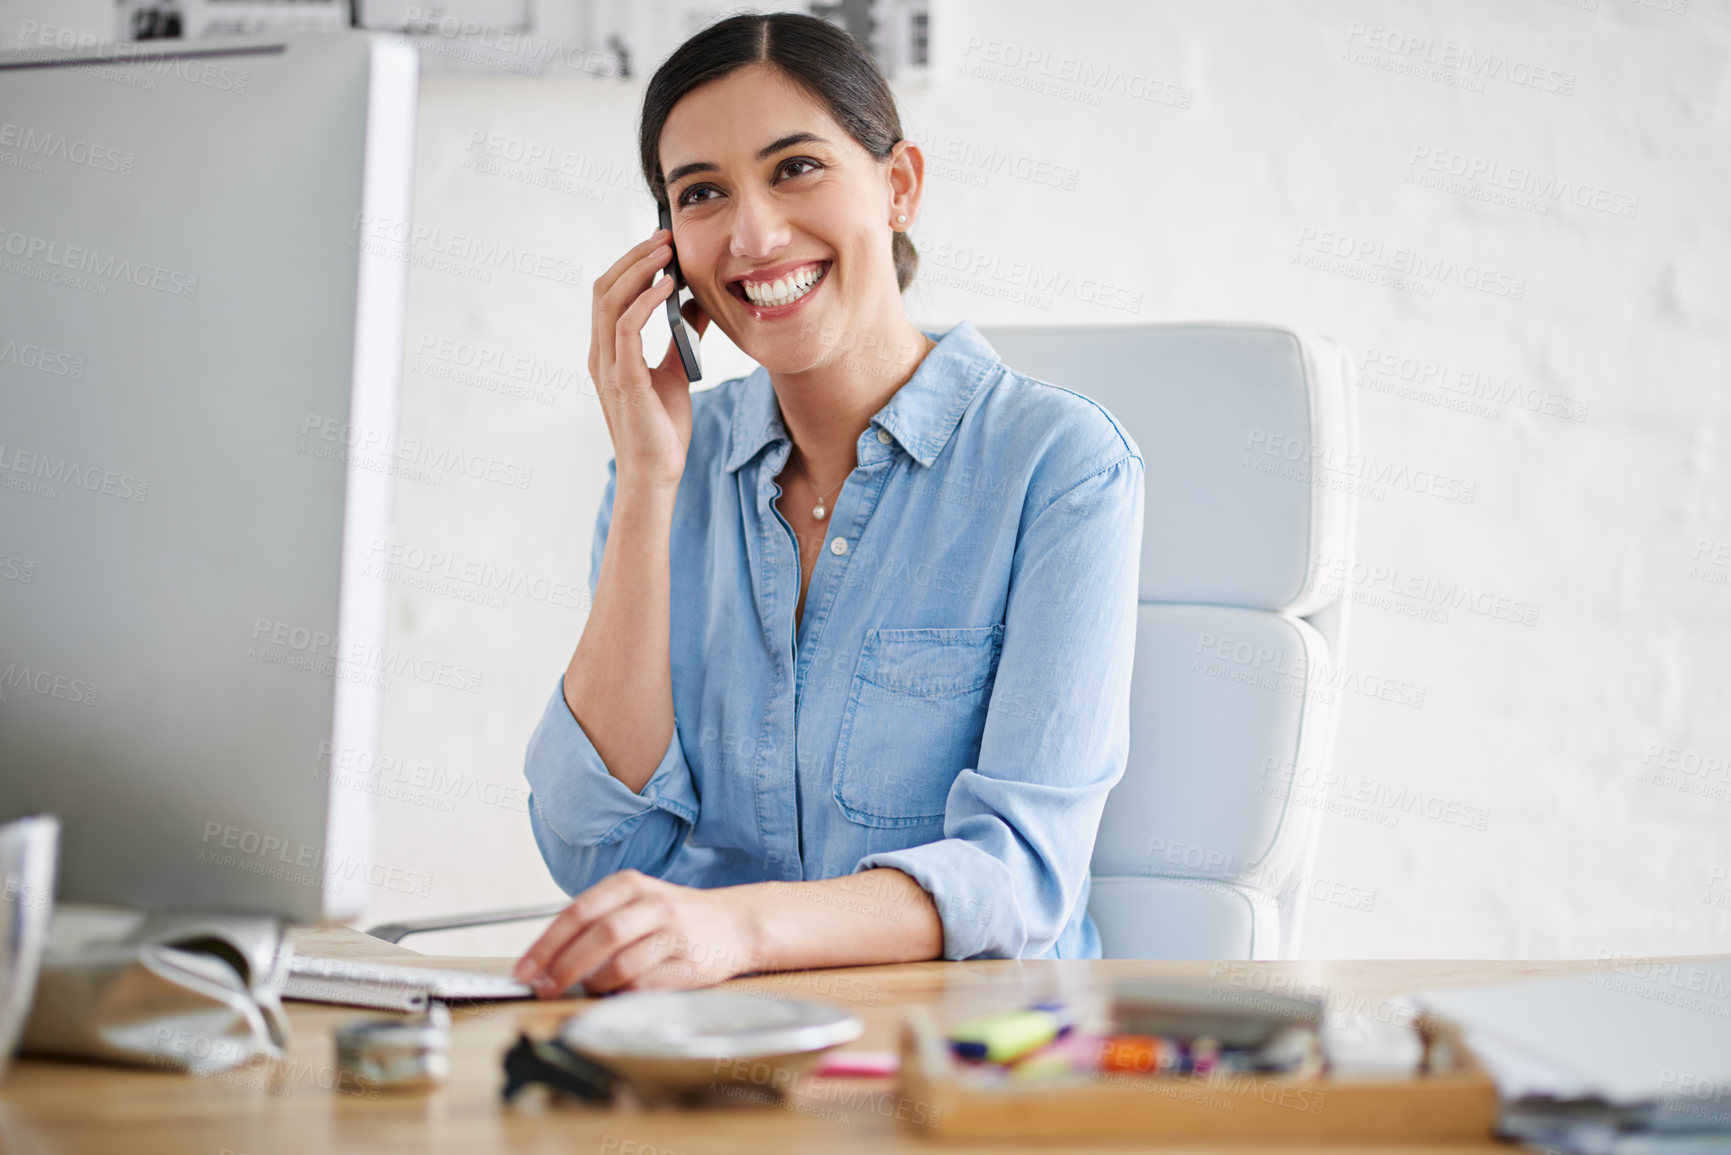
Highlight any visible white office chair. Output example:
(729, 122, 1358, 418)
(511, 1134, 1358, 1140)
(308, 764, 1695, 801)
(978, 323, 1360, 961)
(370, 323, 1360, 963)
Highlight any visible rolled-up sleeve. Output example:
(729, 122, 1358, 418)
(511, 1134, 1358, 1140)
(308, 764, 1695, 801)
(524, 458, 701, 895)
(854, 452, 1144, 959)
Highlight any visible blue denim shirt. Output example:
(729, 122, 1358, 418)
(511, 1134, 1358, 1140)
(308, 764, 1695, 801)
(524, 320, 1144, 959)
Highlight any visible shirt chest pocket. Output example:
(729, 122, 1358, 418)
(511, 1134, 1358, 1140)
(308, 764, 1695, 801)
(831, 625, 1005, 828)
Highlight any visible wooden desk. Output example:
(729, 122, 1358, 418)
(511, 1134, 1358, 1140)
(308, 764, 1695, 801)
(1, 931, 1708, 1154)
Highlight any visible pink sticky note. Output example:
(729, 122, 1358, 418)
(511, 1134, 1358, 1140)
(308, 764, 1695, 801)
(813, 1050, 900, 1078)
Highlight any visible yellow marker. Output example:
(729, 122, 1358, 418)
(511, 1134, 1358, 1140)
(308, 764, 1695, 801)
(946, 1008, 1062, 1064)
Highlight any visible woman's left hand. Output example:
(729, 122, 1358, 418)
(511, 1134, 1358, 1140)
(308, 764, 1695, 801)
(512, 869, 760, 997)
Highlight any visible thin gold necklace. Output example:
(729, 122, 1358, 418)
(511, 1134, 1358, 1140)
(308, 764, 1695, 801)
(789, 446, 846, 520)
(787, 333, 936, 521)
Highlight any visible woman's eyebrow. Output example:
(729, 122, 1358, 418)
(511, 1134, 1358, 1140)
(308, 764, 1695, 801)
(661, 159, 716, 186)
(753, 131, 832, 160)
(664, 132, 833, 189)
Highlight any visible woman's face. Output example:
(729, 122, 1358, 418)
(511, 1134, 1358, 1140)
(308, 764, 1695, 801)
(657, 62, 920, 376)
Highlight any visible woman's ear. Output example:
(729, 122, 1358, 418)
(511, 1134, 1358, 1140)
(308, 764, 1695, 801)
(886, 139, 925, 229)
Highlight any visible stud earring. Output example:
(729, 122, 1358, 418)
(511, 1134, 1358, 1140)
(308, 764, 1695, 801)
(896, 214, 907, 224)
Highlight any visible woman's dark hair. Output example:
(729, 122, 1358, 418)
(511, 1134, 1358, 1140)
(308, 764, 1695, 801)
(638, 12, 918, 293)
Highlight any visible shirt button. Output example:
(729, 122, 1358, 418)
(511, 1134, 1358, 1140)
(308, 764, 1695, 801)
(829, 537, 849, 556)
(876, 428, 893, 444)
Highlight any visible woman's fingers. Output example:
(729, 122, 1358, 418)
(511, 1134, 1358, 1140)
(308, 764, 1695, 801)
(589, 237, 671, 376)
(592, 235, 664, 384)
(596, 243, 671, 338)
(614, 270, 678, 378)
(578, 924, 681, 994)
(591, 231, 670, 313)
(542, 892, 672, 996)
(515, 870, 645, 990)
(514, 876, 758, 997)
(593, 247, 674, 403)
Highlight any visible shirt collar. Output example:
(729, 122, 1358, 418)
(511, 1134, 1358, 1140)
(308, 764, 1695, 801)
(723, 319, 1001, 473)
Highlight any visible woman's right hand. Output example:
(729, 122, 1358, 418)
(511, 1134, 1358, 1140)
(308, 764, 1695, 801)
(587, 227, 712, 494)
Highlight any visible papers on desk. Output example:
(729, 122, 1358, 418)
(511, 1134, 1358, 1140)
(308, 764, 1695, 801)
(1414, 958, 1731, 1155)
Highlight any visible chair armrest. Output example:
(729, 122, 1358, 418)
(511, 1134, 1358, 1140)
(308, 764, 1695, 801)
(364, 901, 569, 945)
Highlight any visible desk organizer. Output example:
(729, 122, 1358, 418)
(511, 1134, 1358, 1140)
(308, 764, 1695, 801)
(897, 1005, 1498, 1141)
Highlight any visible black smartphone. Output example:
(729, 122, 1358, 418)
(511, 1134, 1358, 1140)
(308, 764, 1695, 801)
(658, 202, 702, 382)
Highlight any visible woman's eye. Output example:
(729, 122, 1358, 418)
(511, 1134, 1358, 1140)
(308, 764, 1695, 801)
(780, 158, 820, 179)
(678, 185, 717, 207)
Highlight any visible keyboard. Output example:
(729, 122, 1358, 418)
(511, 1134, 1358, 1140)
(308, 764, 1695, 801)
(285, 953, 539, 1011)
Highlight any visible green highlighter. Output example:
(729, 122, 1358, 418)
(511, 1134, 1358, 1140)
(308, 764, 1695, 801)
(947, 1005, 1066, 1064)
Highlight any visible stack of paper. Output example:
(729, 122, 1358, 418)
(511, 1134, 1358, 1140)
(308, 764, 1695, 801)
(1415, 958, 1731, 1155)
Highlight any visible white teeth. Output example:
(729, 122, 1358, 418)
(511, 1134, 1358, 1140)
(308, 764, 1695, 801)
(743, 263, 825, 306)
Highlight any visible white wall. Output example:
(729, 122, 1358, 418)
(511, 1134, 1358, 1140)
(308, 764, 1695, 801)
(131, 0, 1731, 958)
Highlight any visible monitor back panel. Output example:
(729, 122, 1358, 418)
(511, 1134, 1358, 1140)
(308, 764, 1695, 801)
(0, 33, 413, 921)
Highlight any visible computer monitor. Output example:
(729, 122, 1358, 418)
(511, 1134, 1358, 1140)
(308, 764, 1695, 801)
(0, 30, 418, 922)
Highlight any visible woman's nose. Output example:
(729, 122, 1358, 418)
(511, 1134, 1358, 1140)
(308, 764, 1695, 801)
(728, 191, 792, 260)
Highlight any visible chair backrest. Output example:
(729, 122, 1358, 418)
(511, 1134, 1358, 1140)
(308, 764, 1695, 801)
(978, 323, 1360, 960)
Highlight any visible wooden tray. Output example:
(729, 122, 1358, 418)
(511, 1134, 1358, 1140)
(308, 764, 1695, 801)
(896, 1005, 1498, 1141)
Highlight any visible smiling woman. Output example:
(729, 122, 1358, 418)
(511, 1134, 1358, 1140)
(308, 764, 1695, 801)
(516, 12, 1145, 999)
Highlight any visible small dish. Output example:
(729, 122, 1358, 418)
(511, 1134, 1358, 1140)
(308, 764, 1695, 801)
(558, 989, 864, 1099)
